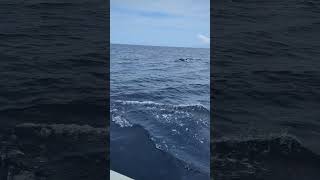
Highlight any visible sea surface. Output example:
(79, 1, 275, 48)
(0, 0, 108, 179)
(110, 44, 210, 180)
(212, 0, 320, 179)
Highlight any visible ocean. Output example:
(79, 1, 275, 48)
(0, 0, 108, 179)
(212, 0, 320, 179)
(110, 44, 210, 180)
(2, 0, 320, 179)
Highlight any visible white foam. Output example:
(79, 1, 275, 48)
(112, 115, 132, 128)
(114, 100, 209, 110)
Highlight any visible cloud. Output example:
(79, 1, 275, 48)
(111, 0, 210, 47)
(197, 34, 210, 44)
(111, 0, 210, 19)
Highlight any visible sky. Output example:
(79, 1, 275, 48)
(111, 0, 210, 48)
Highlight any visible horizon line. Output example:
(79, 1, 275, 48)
(110, 43, 210, 49)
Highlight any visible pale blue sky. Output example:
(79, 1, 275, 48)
(111, 0, 210, 48)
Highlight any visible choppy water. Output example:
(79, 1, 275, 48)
(0, 0, 108, 179)
(110, 44, 210, 179)
(212, 0, 320, 179)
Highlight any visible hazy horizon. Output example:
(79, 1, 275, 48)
(110, 42, 210, 49)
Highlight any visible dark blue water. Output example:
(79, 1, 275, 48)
(0, 0, 108, 179)
(110, 44, 210, 179)
(212, 0, 320, 179)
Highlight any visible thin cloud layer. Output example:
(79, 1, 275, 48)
(111, 0, 210, 48)
(111, 0, 209, 18)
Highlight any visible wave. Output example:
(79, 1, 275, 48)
(15, 123, 107, 137)
(0, 102, 107, 129)
(111, 100, 209, 128)
(212, 134, 320, 180)
(111, 124, 209, 180)
(111, 100, 210, 175)
(115, 100, 209, 110)
(0, 123, 108, 180)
